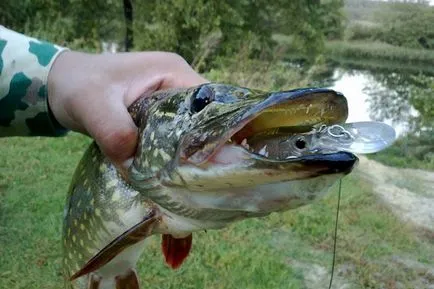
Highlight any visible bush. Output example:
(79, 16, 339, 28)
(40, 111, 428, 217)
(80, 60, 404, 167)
(132, 0, 346, 67)
(369, 133, 434, 171)
(345, 22, 382, 41)
(326, 41, 434, 64)
(373, 2, 434, 50)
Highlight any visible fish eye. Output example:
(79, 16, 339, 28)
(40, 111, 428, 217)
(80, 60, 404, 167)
(295, 137, 307, 150)
(191, 86, 214, 113)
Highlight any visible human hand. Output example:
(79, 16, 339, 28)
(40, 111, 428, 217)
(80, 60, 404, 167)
(47, 51, 208, 169)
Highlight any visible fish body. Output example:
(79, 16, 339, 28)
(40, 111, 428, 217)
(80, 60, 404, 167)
(63, 84, 358, 288)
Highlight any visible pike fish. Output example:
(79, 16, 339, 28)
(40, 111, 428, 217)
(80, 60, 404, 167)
(63, 83, 358, 289)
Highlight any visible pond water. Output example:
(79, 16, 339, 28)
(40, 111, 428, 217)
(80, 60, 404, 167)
(322, 66, 430, 138)
(328, 70, 409, 136)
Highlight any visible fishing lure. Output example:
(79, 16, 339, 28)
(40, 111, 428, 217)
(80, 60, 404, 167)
(245, 121, 396, 160)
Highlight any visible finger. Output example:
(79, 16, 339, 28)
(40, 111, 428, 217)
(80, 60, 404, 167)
(124, 71, 208, 107)
(161, 71, 209, 90)
(75, 95, 138, 168)
(162, 57, 209, 89)
(123, 75, 166, 108)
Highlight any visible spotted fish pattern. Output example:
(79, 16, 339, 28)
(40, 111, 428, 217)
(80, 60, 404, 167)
(64, 142, 152, 289)
(62, 84, 358, 289)
(0, 25, 68, 137)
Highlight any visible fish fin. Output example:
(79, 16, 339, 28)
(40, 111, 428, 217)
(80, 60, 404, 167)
(70, 209, 160, 281)
(115, 269, 140, 289)
(161, 234, 193, 269)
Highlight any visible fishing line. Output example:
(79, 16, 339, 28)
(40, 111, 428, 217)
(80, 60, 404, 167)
(327, 178, 342, 289)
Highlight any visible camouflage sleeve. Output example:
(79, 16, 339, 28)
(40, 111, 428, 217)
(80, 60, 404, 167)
(0, 25, 69, 137)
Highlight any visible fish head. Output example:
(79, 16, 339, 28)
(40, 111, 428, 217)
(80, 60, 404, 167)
(128, 83, 358, 217)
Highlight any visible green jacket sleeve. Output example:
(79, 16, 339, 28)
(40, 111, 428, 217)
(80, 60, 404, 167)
(0, 25, 69, 137)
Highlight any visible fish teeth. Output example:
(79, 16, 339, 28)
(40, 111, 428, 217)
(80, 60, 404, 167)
(258, 145, 267, 156)
(241, 138, 250, 149)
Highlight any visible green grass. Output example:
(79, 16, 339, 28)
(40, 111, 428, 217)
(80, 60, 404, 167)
(273, 33, 434, 74)
(368, 150, 434, 172)
(1, 134, 433, 289)
(367, 136, 434, 172)
(325, 41, 434, 73)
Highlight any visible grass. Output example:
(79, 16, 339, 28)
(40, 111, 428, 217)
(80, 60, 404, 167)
(369, 150, 434, 172)
(367, 135, 434, 172)
(325, 41, 434, 73)
(1, 133, 433, 289)
(273, 33, 434, 74)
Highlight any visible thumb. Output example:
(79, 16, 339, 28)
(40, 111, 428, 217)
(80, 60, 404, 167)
(79, 97, 138, 169)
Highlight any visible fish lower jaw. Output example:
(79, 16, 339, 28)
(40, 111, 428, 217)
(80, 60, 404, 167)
(156, 205, 227, 238)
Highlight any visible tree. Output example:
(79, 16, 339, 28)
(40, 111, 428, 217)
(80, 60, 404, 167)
(1, 0, 345, 64)
(123, 0, 133, 51)
(374, 2, 434, 49)
(365, 71, 434, 166)
(131, 0, 344, 66)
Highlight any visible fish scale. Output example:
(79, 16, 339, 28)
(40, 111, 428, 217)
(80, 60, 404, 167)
(64, 145, 139, 278)
(63, 83, 358, 289)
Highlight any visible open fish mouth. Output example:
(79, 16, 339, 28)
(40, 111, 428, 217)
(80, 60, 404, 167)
(180, 87, 354, 167)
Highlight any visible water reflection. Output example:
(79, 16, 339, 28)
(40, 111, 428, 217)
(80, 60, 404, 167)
(327, 69, 422, 137)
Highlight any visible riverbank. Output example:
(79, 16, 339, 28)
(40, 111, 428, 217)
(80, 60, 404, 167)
(325, 41, 434, 74)
(273, 34, 434, 74)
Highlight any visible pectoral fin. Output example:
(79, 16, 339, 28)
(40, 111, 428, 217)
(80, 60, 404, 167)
(161, 234, 193, 269)
(70, 209, 161, 280)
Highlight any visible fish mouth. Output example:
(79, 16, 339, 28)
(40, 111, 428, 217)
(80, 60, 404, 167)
(180, 87, 357, 174)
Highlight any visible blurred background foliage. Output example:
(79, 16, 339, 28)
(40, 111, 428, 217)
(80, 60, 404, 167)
(0, 0, 344, 62)
(0, 0, 432, 170)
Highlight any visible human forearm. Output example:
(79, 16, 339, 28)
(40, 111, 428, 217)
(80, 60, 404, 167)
(0, 25, 207, 168)
(0, 25, 68, 137)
